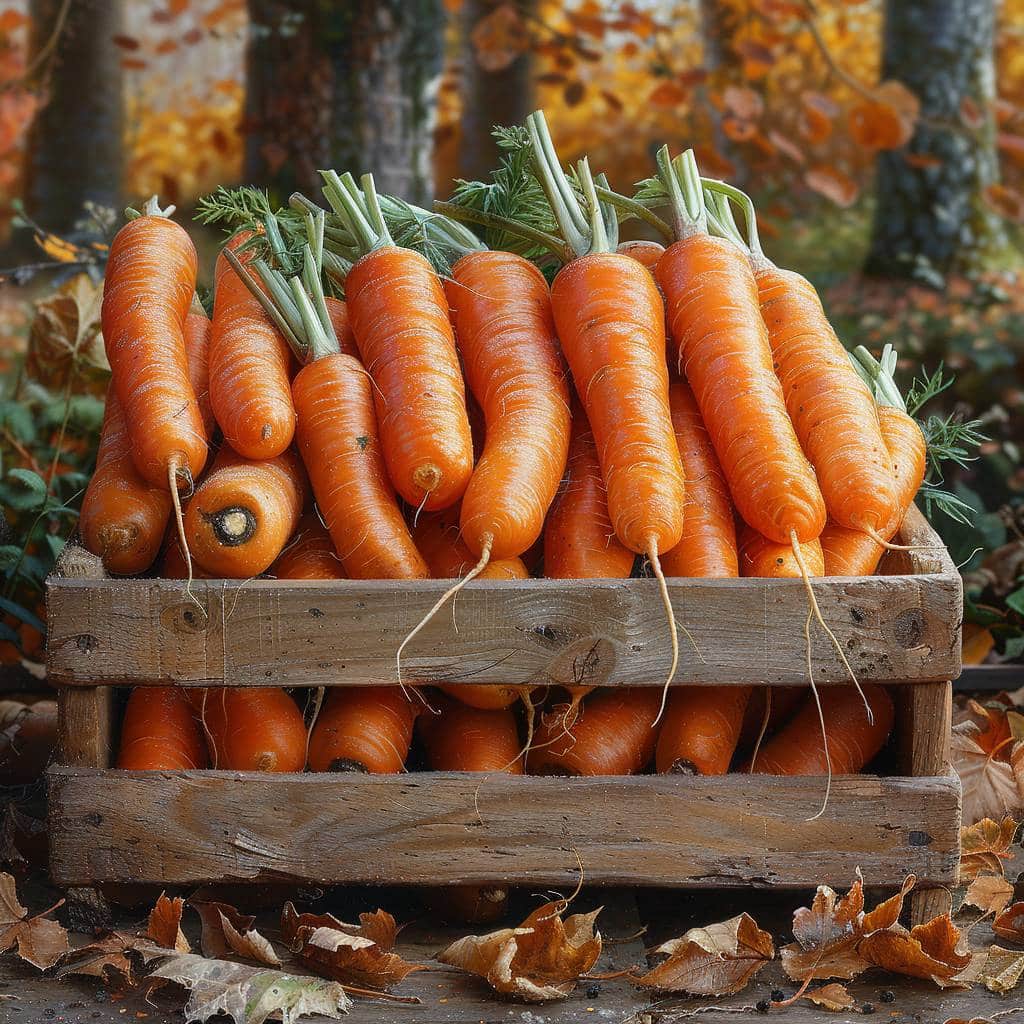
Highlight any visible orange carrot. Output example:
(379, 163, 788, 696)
(183, 445, 308, 578)
(418, 694, 523, 773)
(656, 686, 752, 774)
(324, 296, 359, 359)
(184, 308, 216, 436)
(271, 514, 345, 580)
(201, 687, 307, 771)
(660, 379, 738, 578)
(750, 684, 895, 775)
(738, 686, 805, 750)
(543, 407, 635, 580)
(739, 523, 825, 578)
(527, 688, 662, 776)
(209, 231, 296, 459)
(323, 172, 473, 510)
(308, 686, 418, 773)
(413, 505, 529, 581)
(446, 249, 571, 564)
(616, 238, 665, 271)
(117, 686, 207, 770)
(529, 114, 686, 696)
(101, 197, 208, 492)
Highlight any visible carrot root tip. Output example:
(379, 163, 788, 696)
(413, 463, 441, 494)
(328, 758, 370, 774)
(206, 506, 257, 547)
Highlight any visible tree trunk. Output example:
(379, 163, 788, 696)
(865, 0, 1009, 281)
(25, 0, 123, 235)
(245, 0, 444, 204)
(456, 0, 535, 185)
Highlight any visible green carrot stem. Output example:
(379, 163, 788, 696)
(595, 173, 620, 251)
(595, 184, 672, 242)
(433, 200, 572, 262)
(852, 345, 907, 410)
(288, 275, 338, 362)
(125, 195, 175, 221)
(223, 247, 303, 358)
(320, 170, 394, 255)
(577, 158, 611, 255)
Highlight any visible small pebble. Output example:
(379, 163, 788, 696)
(43, 1011, 55, 1019)
(755, 999, 770, 1013)
(861, 1003, 876, 1015)
(585, 984, 600, 999)
(770, 988, 785, 1002)
(879, 990, 896, 1003)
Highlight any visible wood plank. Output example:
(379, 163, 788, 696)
(48, 768, 960, 889)
(56, 686, 115, 767)
(45, 528, 962, 689)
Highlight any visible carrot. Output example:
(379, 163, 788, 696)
(750, 684, 895, 775)
(224, 230, 429, 580)
(101, 197, 208, 492)
(183, 445, 308, 578)
(653, 154, 823, 548)
(616, 238, 665, 271)
(528, 112, 686, 703)
(271, 514, 345, 580)
(117, 686, 207, 770)
(200, 687, 307, 771)
(656, 686, 752, 775)
(324, 296, 359, 360)
(413, 505, 529, 581)
(160, 522, 212, 581)
(543, 407, 636, 580)
(821, 348, 928, 575)
(738, 685, 805, 751)
(307, 686, 418, 773)
(82, 306, 214, 576)
(739, 523, 825, 578)
(321, 171, 473, 511)
(660, 379, 738, 578)
(209, 231, 296, 459)
(418, 694, 523, 773)
(704, 186, 899, 542)
(527, 687, 662, 776)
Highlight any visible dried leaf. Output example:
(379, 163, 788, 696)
(281, 904, 417, 990)
(993, 902, 1024, 943)
(470, 4, 529, 72)
(649, 80, 687, 108)
(55, 932, 137, 984)
(961, 818, 1019, 878)
(147, 893, 190, 953)
(860, 915, 973, 988)
(723, 117, 757, 142)
(953, 711, 1024, 825)
(965, 945, 1024, 994)
(805, 982, 855, 1011)
(437, 900, 601, 1002)
(963, 875, 1014, 916)
(805, 166, 859, 207)
(800, 91, 838, 143)
(723, 85, 763, 121)
(190, 901, 276, 965)
(148, 950, 350, 1024)
(0, 873, 68, 971)
(633, 913, 773, 996)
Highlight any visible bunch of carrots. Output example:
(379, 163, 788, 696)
(81, 110, 948, 785)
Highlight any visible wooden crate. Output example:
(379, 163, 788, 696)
(45, 506, 962, 924)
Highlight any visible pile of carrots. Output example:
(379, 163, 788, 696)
(80, 111, 931, 783)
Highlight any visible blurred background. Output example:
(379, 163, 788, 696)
(0, 0, 1020, 675)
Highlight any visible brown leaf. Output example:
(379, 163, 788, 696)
(634, 913, 773, 996)
(563, 81, 585, 107)
(961, 817, 1020, 878)
(799, 91, 838, 142)
(147, 893, 190, 953)
(806, 982, 855, 1011)
(964, 875, 1014, 916)
(470, 4, 529, 73)
(960, 944, 1024, 993)
(722, 117, 757, 142)
(55, 933, 137, 984)
(282, 903, 418, 991)
(649, 80, 687, 108)
(437, 900, 601, 1002)
(804, 165, 859, 207)
(723, 85, 763, 121)
(999, 133, 1024, 168)
(190, 901, 276, 965)
(692, 143, 736, 180)
(953, 709, 1024, 825)
(0, 873, 68, 971)
(860, 915, 973, 988)
(768, 130, 805, 165)
(994, 902, 1024, 943)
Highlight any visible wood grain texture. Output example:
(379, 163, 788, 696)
(56, 687, 114, 767)
(48, 767, 960, 889)
(45, 509, 962, 689)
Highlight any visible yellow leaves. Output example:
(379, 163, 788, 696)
(960, 817, 1020, 879)
(470, 4, 530, 72)
(963, 624, 997, 665)
(437, 900, 601, 1002)
(960, 945, 1024, 994)
(632, 913, 774, 996)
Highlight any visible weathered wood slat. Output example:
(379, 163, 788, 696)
(45, 510, 961, 688)
(48, 767, 960, 889)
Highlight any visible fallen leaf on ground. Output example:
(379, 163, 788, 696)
(953, 703, 1024, 825)
(0, 872, 68, 970)
(961, 944, 1024, 993)
(148, 950, 350, 1024)
(147, 893, 190, 953)
(960, 817, 1020, 878)
(191, 900, 277, 965)
(633, 913, 773, 996)
(54, 932, 138, 984)
(805, 981, 855, 1010)
(282, 903, 419, 990)
(860, 914, 973, 988)
(994, 902, 1024, 943)
(437, 900, 601, 1002)
(963, 875, 1015, 916)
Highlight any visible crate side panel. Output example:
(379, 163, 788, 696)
(48, 768, 960, 888)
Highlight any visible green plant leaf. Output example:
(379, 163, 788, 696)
(1, 469, 47, 511)
(1007, 588, 1024, 618)
(0, 596, 45, 634)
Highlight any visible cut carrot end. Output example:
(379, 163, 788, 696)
(648, 541, 679, 727)
(395, 535, 493, 686)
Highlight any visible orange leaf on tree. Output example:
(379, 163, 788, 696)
(723, 85, 764, 121)
(998, 133, 1024, 168)
(804, 165, 859, 207)
(693, 143, 736, 180)
(769, 131, 805, 164)
(470, 4, 530, 73)
(799, 92, 838, 143)
(649, 80, 687, 108)
(722, 117, 757, 142)
(0, 10, 28, 33)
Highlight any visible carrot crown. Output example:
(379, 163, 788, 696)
(526, 109, 617, 259)
(850, 345, 908, 411)
(124, 195, 176, 221)
(701, 180, 767, 263)
(319, 171, 398, 259)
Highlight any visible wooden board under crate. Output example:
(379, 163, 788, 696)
(45, 506, 963, 924)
